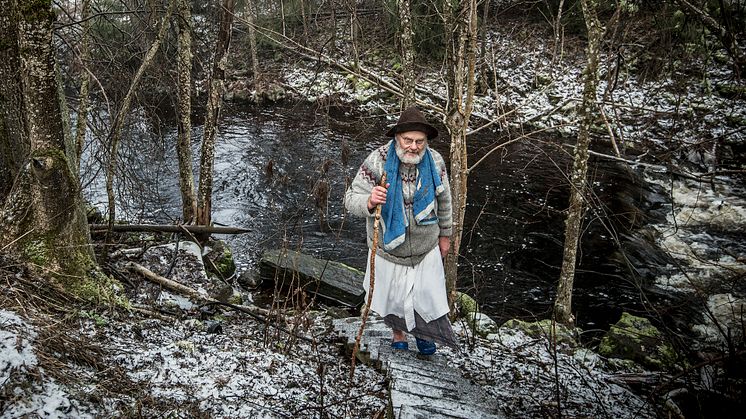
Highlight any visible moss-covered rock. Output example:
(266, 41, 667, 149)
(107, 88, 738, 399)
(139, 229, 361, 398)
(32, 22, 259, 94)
(598, 312, 677, 370)
(455, 292, 478, 314)
(455, 292, 498, 337)
(499, 318, 578, 347)
(203, 240, 236, 279)
(227, 290, 243, 306)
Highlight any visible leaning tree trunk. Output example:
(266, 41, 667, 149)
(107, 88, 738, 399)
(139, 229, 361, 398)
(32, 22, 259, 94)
(442, 0, 478, 314)
(553, 0, 603, 326)
(0, 0, 101, 296)
(196, 0, 235, 228)
(106, 0, 175, 233)
(176, 0, 197, 223)
(398, 0, 416, 109)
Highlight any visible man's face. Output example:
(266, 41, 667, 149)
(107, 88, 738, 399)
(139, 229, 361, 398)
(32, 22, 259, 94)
(395, 131, 428, 165)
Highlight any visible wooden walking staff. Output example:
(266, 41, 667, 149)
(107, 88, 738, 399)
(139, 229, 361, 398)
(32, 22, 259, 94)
(349, 173, 387, 381)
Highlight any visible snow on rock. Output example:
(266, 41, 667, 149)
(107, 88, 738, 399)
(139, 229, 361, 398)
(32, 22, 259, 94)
(692, 294, 746, 346)
(648, 175, 746, 294)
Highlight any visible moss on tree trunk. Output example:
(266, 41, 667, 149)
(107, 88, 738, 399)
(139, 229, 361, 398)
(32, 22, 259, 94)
(0, 0, 111, 301)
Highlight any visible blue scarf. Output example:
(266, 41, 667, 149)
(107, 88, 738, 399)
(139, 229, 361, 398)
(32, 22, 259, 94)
(381, 139, 444, 250)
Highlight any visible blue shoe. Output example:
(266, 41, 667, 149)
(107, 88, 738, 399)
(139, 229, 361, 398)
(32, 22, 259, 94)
(415, 338, 436, 355)
(391, 341, 409, 350)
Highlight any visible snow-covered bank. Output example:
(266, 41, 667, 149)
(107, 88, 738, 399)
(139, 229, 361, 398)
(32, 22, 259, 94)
(451, 326, 657, 418)
(0, 310, 92, 418)
(647, 173, 746, 346)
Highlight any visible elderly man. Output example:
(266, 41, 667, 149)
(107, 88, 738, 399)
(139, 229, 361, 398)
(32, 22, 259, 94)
(344, 106, 457, 355)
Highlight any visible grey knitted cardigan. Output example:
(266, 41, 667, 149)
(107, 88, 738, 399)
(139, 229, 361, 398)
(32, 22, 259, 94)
(344, 142, 453, 266)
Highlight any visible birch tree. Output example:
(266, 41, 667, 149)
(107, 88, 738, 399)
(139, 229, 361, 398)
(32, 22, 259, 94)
(176, 0, 197, 223)
(442, 0, 479, 312)
(0, 0, 102, 295)
(196, 0, 236, 228)
(553, 0, 604, 326)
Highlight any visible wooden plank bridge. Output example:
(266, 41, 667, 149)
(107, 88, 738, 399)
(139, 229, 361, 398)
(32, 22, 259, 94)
(333, 317, 504, 418)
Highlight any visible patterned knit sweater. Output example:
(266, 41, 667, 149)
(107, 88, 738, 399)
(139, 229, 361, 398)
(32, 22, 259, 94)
(344, 142, 453, 266)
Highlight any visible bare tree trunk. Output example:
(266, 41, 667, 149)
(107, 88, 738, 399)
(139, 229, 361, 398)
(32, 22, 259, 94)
(176, 0, 197, 223)
(0, 0, 100, 293)
(330, 4, 337, 55)
(553, 0, 603, 326)
(398, 0, 415, 109)
(106, 0, 175, 232)
(245, 0, 261, 81)
(349, 0, 360, 72)
(0, 0, 28, 201)
(74, 0, 92, 169)
(443, 0, 479, 314)
(550, 0, 565, 74)
(299, 0, 309, 43)
(196, 0, 235, 228)
(478, 0, 490, 65)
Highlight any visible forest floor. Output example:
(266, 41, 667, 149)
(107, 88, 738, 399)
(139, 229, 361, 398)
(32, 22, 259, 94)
(1, 243, 660, 418)
(3, 6, 746, 419)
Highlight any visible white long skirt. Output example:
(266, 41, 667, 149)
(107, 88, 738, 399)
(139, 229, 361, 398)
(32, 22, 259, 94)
(363, 246, 450, 332)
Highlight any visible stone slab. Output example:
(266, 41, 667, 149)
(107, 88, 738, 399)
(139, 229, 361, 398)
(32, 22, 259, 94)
(261, 249, 365, 307)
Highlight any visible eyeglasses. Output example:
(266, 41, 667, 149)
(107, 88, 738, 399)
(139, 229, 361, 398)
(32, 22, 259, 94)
(399, 136, 427, 147)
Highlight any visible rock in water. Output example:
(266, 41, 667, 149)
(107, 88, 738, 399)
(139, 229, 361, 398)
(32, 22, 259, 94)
(260, 249, 365, 307)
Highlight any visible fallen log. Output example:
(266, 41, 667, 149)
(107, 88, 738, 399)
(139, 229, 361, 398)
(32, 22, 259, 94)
(90, 224, 250, 234)
(125, 261, 268, 316)
(125, 262, 312, 341)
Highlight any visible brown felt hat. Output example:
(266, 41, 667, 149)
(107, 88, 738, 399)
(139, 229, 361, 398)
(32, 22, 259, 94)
(385, 106, 438, 140)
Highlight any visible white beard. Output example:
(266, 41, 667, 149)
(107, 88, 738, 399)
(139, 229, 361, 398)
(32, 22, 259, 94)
(395, 142, 426, 165)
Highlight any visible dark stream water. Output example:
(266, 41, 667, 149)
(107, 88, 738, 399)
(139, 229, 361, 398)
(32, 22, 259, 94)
(86, 103, 674, 331)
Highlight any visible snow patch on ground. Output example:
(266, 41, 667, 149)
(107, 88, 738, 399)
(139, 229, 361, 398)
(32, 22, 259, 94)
(0, 310, 93, 419)
(449, 327, 656, 418)
(0, 310, 38, 384)
(96, 313, 385, 417)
